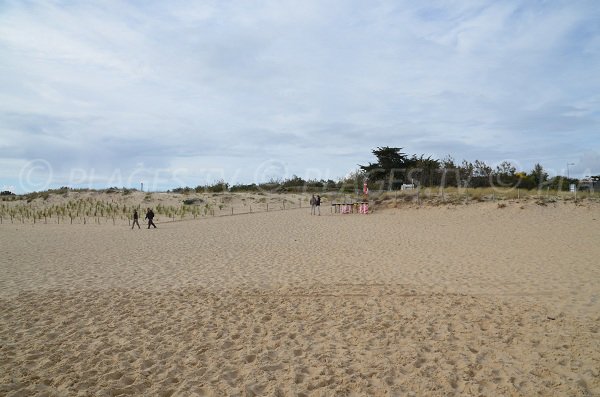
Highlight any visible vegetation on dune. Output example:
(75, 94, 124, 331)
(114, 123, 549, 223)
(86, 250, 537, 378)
(0, 189, 310, 225)
(170, 178, 337, 194)
(2, 146, 598, 224)
(355, 147, 592, 192)
(0, 185, 597, 226)
(163, 147, 595, 195)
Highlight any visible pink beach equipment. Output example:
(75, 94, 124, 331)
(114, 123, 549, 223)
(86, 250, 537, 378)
(359, 203, 368, 214)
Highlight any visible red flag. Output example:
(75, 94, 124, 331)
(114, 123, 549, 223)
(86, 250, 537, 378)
(363, 182, 368, 195)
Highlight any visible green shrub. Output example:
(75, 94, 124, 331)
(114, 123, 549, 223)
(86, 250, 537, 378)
(183, 198, 204, 205)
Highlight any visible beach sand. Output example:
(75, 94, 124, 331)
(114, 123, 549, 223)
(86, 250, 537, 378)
(1, 201, 599, 396)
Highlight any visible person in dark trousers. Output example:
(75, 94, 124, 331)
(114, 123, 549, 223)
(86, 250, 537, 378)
(145, 208, 157, 229)
(310, 194, 316, 215)
(132, 209, 140, 229)
(316, 195, 321, 216)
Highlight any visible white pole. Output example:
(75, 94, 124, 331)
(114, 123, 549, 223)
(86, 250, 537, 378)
(567, 163, 574, 180)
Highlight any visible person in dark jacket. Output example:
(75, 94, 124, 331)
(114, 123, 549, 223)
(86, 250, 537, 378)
(316, 195, 321, 216)
(145, 208, 157, 229)
(132, 209, 140, 229)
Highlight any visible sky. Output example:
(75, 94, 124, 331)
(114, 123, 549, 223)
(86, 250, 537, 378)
(1, 0, 599, 193)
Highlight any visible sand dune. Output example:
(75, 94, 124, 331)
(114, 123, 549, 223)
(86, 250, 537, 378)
(1, 201, 599, 395)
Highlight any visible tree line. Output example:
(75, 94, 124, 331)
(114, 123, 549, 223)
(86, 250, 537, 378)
(3, 147, 597, 197)
(164, 147, 594, 194)
(357, 146, 595, 192)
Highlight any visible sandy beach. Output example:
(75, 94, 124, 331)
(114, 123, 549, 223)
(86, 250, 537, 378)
(1, 200, 599, 396)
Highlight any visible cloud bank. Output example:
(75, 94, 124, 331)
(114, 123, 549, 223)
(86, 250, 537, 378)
(1, 0, 599, 192)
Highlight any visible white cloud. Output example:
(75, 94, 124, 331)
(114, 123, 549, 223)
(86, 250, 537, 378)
(0, 0, 598, 192)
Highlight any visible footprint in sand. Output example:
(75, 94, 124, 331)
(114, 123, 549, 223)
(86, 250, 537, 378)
(414, 357, 426, 369)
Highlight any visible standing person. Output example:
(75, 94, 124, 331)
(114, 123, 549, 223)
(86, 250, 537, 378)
(310, 194, 316, 215)
(145, 208, 157, 229)
(131, 209, 140, 229)
(316, 195, 321, 216)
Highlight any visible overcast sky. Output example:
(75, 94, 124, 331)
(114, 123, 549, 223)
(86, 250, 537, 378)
(1, 0, 599, 192)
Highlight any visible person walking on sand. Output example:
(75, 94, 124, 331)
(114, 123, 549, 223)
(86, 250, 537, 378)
(131, 209, 140, 229)
(310, 194, 316, 215)
(316, 195, 321, 216)
(145, 208, 157, 229)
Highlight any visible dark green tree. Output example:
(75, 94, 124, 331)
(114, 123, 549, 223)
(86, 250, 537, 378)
(493, 161, 517, 188)
(407, 155, 440, 187)
(440, 155, 458, 187)
(530, 163, 548, 188)
(458, 160, 474, 187)
(359, 147, 415, 189)
(471, 160, 493, 187)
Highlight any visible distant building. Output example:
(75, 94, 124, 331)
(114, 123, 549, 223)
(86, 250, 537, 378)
(578, 176, 599, 191)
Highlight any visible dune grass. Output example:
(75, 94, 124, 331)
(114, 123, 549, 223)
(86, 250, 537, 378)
(0, 191, 310, 225)
(0, 188, 597, 225)
(366, 186, 598, 208)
